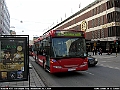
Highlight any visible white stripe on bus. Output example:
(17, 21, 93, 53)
(39, 59, 43, 63)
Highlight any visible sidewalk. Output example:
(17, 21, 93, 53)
(88, 52, 120, 58)
(0, 57, 46, 87)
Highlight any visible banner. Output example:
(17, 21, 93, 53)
(0, 35, 29, 82)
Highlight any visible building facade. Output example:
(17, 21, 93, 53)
(49, 0, 120, 53)
(0, 0, 10, 35)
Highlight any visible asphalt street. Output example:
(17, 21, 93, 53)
(30, 52, 120, 87)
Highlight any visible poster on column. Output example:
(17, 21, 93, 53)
(0, 35, 29, 82)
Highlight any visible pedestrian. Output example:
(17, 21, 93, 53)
(92, 48, 95, 55)
(110, 49, 112, 54)
(86, 47, 88, 55)
(99, 48, 102, 55)
(94, 47, 97, 55)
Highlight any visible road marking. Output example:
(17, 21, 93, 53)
(100, 61, 112, 62)
(84, 71, 94, 75)
(100, 64, 120, 70)
(92, 56, 116, 59)
(102, 56, 115, 58)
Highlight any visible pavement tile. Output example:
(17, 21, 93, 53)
(30, 82, 35, 85)
(32, 78, 39, 81)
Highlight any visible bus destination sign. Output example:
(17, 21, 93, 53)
(0, 35, 29, 82)
(55, 30, 84, 37)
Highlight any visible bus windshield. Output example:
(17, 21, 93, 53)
(52, 38, 87, 58)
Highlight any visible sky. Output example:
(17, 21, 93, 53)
(5, 0, 95, 40)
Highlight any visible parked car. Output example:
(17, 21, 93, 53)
(87, 54, 98, 66)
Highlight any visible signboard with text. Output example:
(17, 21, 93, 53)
(55, 30, 84, 37)
(0, 35, 29, 82)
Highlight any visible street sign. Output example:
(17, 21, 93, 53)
(0, 35, 29, 82)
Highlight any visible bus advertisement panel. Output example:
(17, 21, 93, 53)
(0, 35, 29, 82)
(33, 30, 88, 73)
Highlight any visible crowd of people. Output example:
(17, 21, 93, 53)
(91, 47, 112, 56)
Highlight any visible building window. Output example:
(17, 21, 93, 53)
(92, 31, 94, 39)
(101, 29, 104, 38)
(92, 19, 94, 28)
(100, 4, 103, 13)
(107, 0, 114, 9)
(115, 11, 120, 22)
(108, 26, 116, 37)
(95, 18, 97, 27)
(95, 30, 97, 39)
(94, 8, 97, 15)
(102, 16, 104, 25)
(108, 27, 111, 37)
(98, 17, 100, 26)
(93, 9, 95, 16)
(98, 29, 100, 38)
(107, 11, 120, 23)
(97, 6, 100, 14)
(114, 0, 120, 8)
(116, 26, 120, 36)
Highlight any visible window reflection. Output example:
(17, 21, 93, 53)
(52, 38, 86, 58)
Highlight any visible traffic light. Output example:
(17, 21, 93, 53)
(115, 40, 118, 47)
(114, 40, 118, 44)
(114, 40, 118, 47)
(116, 41, 118, 45)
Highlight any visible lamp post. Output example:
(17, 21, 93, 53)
(116, 40, 118, 57)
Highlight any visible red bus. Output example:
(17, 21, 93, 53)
(33, 29, 88, 73)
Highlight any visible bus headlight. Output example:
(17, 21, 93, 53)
(53, 66, 62, 68)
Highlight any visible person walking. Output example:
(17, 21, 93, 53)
(110, 49, 112, 54)
(99, 48, 102, 55)
(94, 47, 97, 55)
(92, 47, 95, 55)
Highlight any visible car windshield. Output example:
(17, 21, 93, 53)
(51, 38, 87, 58)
